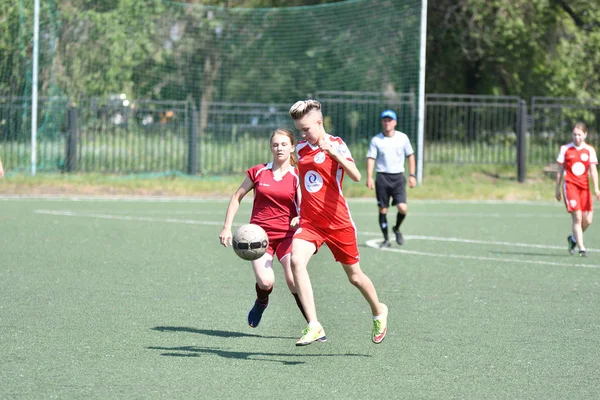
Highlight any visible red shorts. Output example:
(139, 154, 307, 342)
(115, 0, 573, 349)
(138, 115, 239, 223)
(267, 236, 293, 261)
(293, 224, 360, 265)
(563, 183, 593, 213)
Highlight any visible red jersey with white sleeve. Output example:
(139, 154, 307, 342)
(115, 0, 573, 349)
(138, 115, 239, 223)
(296, 134, 356, 230)
(247, 162, 299, 240)
(557, 142, 598, 189)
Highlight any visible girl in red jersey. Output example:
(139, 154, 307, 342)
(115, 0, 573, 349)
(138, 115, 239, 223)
(288, 100, 388, 346)
(555, 122, 600, 257)
(219, 128, 307, 327)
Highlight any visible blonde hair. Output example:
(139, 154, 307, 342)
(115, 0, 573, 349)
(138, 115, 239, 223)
(271, 128, 298, 166)
(574, 122, 587, 134)
(289, 99, 322, 120)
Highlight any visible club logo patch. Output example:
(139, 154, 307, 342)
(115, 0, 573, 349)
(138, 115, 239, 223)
(304, 170, 324, 193)
(571, 162, 585, 176)
(314, 152, 326, 164)
(581, 153, 589, 162)
(570, 199, 578, 208)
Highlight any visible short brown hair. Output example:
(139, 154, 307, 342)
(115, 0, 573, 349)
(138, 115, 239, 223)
(289, 99, 322, 120)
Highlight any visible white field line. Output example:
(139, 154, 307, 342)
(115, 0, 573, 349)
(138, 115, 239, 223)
(350, 212, 560, 218)
(359, 232, 585, 252)
(365, 239, 600, 269)
(34, 209, 226, 227)
(34, 209, 597, 268)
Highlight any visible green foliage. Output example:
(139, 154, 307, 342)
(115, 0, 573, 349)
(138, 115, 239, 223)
(426, 0, 600, 98)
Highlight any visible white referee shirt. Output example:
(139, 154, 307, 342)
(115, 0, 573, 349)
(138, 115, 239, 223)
(366, 130, 414, 173)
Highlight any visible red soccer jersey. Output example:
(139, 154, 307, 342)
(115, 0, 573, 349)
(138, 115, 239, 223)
(557, 142, 598, 189)
(247, 162, 299, 240)
(296, 134, 356, 230)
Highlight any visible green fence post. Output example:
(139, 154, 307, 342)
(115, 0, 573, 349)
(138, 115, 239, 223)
(517, 100, 527, 183)
(66, 107, 78, 172)
(187, 109, 198, 175)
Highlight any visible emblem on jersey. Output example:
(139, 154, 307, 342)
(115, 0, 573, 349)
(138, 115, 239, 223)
(304, 170, 324, 193)
(570, 199, 578, 208)
(314, 152, 326, 164)
(571, 162, 585, 176)
(581, 153, 589, 162)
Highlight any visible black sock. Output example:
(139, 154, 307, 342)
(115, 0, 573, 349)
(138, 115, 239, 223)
(395, 212, 406, 231)
(379, 213, 389, 241)
(293, 293, 308, 322)
(255, 283, 272, 306)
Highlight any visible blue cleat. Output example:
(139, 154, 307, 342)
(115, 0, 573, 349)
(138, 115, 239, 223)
(248, 299, 268, 328)
(568, 235, 577, 255)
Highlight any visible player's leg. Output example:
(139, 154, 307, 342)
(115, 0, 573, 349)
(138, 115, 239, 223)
(276, 238, 308, 322)
(578, 190, 594, 257)
(375, 174, 391, 247)
(341, 262, 388, 343)
(571, 210, 585, 253)
(327, 226, 388, 343)
(582, 211, 594, 232)
(290, 237, 326, 345)
(564, 183, 579, 255)
(247, 252, 275, 327)
(392, 174, 408, 245)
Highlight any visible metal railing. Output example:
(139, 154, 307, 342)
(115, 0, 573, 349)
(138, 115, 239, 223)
(1, 94, 599, 180)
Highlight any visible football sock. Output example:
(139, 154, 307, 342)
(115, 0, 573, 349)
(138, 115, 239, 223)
(379, 213, 389, 241)
(394, 212, 406, 231)
(293, 293, 308, 322)
(255, 283, 272, 306)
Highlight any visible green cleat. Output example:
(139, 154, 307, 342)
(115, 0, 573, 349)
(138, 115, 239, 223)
(296, 323, 327, 346)
(372, 303, 388, 344)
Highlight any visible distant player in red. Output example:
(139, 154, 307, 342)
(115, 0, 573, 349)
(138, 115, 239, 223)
(555, 122, 600, 257)
(219, 128, 307, 327)
(288, 99, 388, 346)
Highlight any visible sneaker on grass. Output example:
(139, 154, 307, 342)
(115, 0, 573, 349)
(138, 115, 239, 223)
(247, 299, 268, 328)
(379, 240, 391, 248)
(393, 227, 404, 245)
(567, 235, 577, 255)
(296, 323, 327, 346)
(372, 303, 388, 344)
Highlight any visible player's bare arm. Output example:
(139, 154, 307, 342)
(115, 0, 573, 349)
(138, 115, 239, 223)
(407, 154, 417, 188)
(591, 164, 600, 200)
(220, 176, 254, 247)
(366, 157, 375, 189)
(555, 163, 565, 201)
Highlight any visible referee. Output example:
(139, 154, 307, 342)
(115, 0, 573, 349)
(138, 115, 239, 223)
(366, 110, 416, 248)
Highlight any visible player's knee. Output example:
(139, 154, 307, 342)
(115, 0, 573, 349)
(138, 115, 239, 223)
(256, 278, 274, 290)
(346, 272, 363, 287)
(397, 203, 407, 214)
(290, 254, 306, 273)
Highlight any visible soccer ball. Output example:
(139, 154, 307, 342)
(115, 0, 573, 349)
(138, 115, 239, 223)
(232, 224, 269, 261)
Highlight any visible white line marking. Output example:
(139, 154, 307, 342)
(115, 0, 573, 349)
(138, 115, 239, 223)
(365, 239, 600, 269)
(34, 209, 227, 226)
(350, 212, 560, 218)
(34, 209, 596, 258)
(359, 233, 590, 252)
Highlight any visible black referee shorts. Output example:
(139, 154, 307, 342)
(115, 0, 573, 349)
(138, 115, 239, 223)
(375, 172, 406, 208)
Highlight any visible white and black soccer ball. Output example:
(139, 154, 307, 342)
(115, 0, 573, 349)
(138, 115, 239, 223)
(232, 224, 269, 261)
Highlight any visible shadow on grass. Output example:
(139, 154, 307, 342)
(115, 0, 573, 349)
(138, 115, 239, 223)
(151, 326, 295, 340)
(146, 345, 371, 365)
